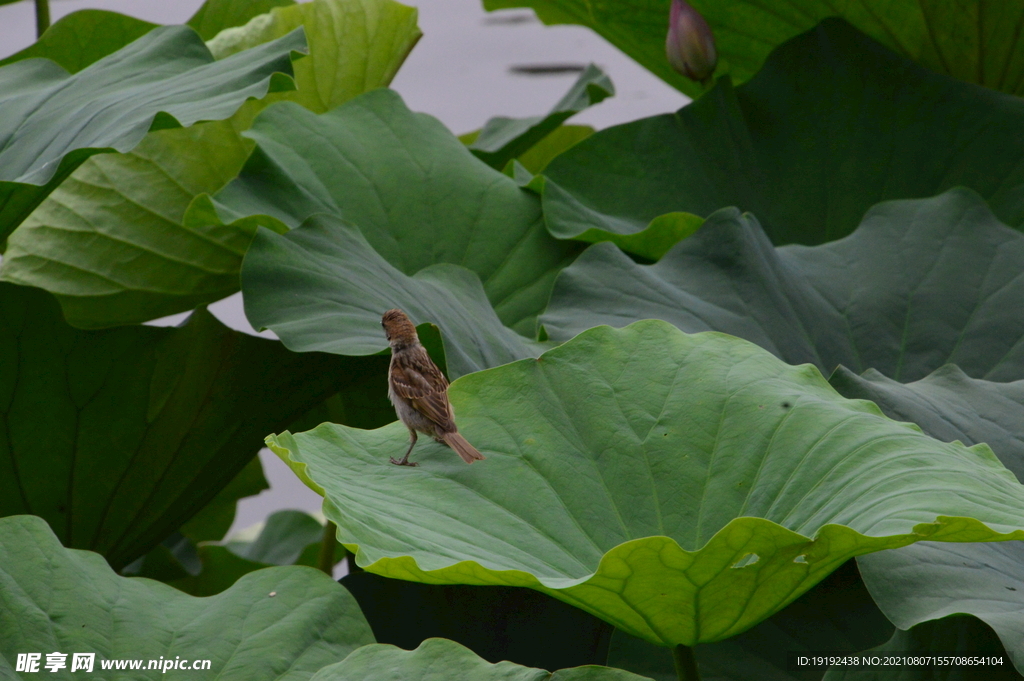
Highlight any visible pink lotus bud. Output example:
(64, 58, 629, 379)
(665, 0, 717, 84)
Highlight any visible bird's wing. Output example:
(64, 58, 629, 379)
(390, 348, 454, 430)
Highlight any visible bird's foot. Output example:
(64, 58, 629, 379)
(389, 456, 419, 467)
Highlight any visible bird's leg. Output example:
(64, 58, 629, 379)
(390, 430, 419, 467)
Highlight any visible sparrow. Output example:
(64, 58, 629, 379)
(381, 309, 485, 466)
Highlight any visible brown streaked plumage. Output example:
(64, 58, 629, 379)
(381, 309, 485, 466)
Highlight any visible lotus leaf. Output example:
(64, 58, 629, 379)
(241, 214, 548, 378)
(832, 364, 1024, 676)
(268, 321, 1024, 646)
(468, 64, 612, 170)
(343, 571, 611, 671)
(858, 543, 1024, 676)
(0, 0, 420, 329)
(221, 88, 580, 335)
(830, 366, 1024, 481)
(607, 560, 892, 681)
(0, 10, 157, 72)
(0, 25, 305, 241)
(538, 20, 1024, 247)
(543, 190, 1024, 383)
(0, 282, 376, 569)
(483, 1, 1024, 99)
(311, 638, 650, 681)
(0, 515, 373, 680)
(822, 616, 1019, 680)
(188, 0, 296, 40)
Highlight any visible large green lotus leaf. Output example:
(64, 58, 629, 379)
(267, 321, 1024, 647)
(0, 0, 420, 329)
(468, 65, 613, 171)
(0, 26, 305, 244)
(0, 10, 158, 73)
(343, 571, 612, 670)
(829, 366, 1024, 482)
(0, 515, 374, 679)
(0, 282, 380, 570)
(312, 638, 649, 681)
(543, 190, 1024, 384)
(242, 214, 548, 378)
(188, 0, 297, 40)
(483, 1, 1024, 99)
(539, 20, 1024, 248)
(219, 88, 581, 335)
(822, 616, 1020, 681)
(607, 559, 893, 681)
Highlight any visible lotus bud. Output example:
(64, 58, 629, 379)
(665, 0, 717, 84)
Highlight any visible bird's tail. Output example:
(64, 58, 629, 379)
(441, 432, 485, 464)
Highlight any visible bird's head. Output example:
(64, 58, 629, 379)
(381, 308, 419, 348)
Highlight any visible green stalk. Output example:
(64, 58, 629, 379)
(34, 0, 50, 37)
(672, 645, 701, 681)
(317, 520, 338, 576)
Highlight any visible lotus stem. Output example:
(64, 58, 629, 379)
(34, 0, 50, 37)
(673, 644, 701, 681)
(317, 520, 338, 576)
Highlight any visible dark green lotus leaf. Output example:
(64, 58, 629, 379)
(0, 515, 373, 679)
(543, 190, 1024, 384)
(0, 0, 419, 329)
(242, 214, 549, 378)
(858, 543, 1024, 677)
(219, 88, 580, 335)
(311, 638, 650, 681)
(483, 1, 1024, 99)
(468, 65, 612, 170)
(607, 560, 893, 681)
(181, 455, 269, 543)
(188, 0, 296, 40)
(822, 616, 1020, 681)
(539, 20, 1024, 248)
(829, 366, 1024, 482)
(0, 282, 380, 569)
(267, 321, 1024, 647)
(0, 26, 306, 243)
(122, 459, 269, 590)
(343, 571, 612, 671)
(0, 10, 158, 73)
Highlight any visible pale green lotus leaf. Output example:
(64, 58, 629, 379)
(267, 322, 1024, 647)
